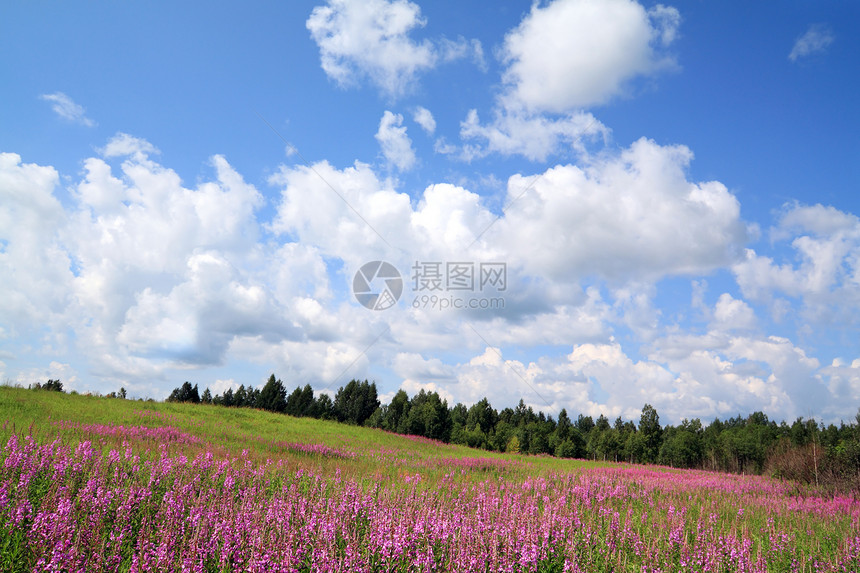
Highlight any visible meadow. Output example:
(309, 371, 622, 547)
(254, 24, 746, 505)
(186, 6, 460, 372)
(1, 387, 858, 572)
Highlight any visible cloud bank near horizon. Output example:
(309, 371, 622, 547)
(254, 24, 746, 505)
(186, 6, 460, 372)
(1, 127, 858, 423)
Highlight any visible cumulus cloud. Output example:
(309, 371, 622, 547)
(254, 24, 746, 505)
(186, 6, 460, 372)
(27, 133, 308, 390)
(441, 0, 673, 162)
(375, 111, 416, 171)
(712, 293, 757, 332)
(306, 0, 481, 97)
(0, 153, 71, 335)
(4, 132, 857, 421)
(488, 137, 749, 282)
(39, 92, 95, 127)
(268, 159, 415, 261)
(267, 137, 749, 359)
(100, 132, 158, 160)
(789, 24, 834, 62)
(647, 333, 825, 421)
(499, 0, 680, 112)
(733, 203, 860, 326)
(389, 323, 840, 423)
(819, 359, 860, 419)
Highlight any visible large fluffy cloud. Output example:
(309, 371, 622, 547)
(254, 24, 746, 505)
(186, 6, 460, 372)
(450, 0, 677, 163)
(0, 153, 72, 334)
(489, 137, 749, 281)
(64, 139, 278, 384)
(500, 0, 680, 112)
(3, 132, 857, 422)
(271, 137, 748, 284)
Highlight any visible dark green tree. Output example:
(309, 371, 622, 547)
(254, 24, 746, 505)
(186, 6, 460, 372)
(384, 389, 411, 432)
(258, 374, 287, 413)
(286, 385, 316, 417)
(549, 408, 573, 452)
(247, 385, 258, 407)
(402, 390, 451, 441)
(449, 403, 469, 444)
(167, 382, 199, 404)
(639, 404, 662, 464)
(576, 414, 595, 435)
(466, 398, 498, 436)
(595, 414, 611, 432)
(34, 379, 64, 392)
(556, 427, 586, 459)
(315, 393, 334, 419)
(333, 380, 379, 425)
(234, 385, 248, 408)
(658, 419, 703, 468)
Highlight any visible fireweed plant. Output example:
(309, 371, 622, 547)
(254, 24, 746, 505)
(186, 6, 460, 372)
(0, 388, 859, 572)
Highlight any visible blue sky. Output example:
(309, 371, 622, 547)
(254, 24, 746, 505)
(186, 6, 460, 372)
(1, 0, 859, 424)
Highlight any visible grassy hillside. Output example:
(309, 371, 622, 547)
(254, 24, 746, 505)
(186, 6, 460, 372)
(0, 387, 600, 481)
(1, 387, 858, 572)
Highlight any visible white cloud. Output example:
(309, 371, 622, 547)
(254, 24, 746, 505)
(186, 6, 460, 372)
(789, 24, 834, 63)
(375, 110, 416, 171)
(3, 132, 858, 422)
(457, 108, 608, 162)
(56, 134, 279, 383)
(39, 92, 95, 127)
(386, 330, 829, 423)
(441, 0, 673, 162)
(231, 331, 392, 392)
(438, 36, 485, 69)
(209, 378, 241, 395)
(612, 282, 661, 340)
(712, 293, 757, 331)
(646, 332, 826, 420)
(100, 132, 158, 160)
(733, 203, 860, 326)
(772, 203, 856, 240)
(0, 153, 72, 336)
(306, 0, 481, 97)
(499, 0, 680, 112)
(820, 359, 860, 419)
(488, 137, 749, 282)
(384, 324, 845, 422)
(268, 159, 415, 262)
(412, 106, 436, 134)
(10, 361, 80, 392)
(75, 157, 127, 211)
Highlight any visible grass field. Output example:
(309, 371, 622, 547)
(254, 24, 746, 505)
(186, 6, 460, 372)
(1, 387, 858, 572)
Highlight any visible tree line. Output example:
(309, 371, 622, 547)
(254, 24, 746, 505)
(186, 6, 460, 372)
(161, 376, 860, 493)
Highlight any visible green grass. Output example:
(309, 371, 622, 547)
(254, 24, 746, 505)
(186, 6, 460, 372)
(2, 387, 858, 571)
(0, 387, 603, 482)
